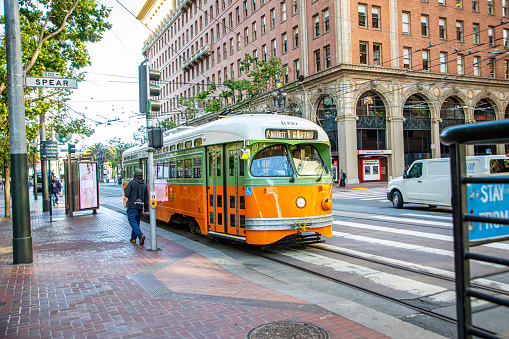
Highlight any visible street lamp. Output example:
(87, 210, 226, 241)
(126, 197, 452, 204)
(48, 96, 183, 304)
(272, 82, 287, 113)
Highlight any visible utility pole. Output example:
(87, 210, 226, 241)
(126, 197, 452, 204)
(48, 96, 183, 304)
(5, 0, 33, 264)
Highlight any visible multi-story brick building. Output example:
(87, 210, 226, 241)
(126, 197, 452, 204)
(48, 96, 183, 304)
(138, 0, 509, 183)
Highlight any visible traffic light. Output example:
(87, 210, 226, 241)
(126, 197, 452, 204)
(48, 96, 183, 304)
(68, 143, 76, 154)
(148, 127, 163, 149)
(139, 64, 161, 113)
(56, 133, 71, 143)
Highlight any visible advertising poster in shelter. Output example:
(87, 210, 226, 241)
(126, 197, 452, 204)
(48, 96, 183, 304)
(78, 162, 99, 210)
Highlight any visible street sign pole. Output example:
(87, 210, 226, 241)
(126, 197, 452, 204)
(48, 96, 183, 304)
(40, 112, 50, 212)
(5, 0, 33, 264)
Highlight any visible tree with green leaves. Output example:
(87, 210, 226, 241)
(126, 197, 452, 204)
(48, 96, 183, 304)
(176, 55, 290, 118)
(0, 0, 111, 216)
(105, 138, 135, 181)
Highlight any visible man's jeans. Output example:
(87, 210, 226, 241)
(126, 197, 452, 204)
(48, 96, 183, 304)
(126, 208, 143, 240)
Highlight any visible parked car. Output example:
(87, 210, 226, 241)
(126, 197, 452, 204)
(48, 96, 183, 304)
(387, 155, 509, 208)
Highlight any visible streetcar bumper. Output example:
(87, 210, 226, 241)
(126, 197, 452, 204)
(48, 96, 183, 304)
(246, 214, 333, 231)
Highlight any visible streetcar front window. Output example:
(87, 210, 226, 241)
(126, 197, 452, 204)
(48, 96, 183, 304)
(251, 145, 292, 177)
(290, 145, 328, 176)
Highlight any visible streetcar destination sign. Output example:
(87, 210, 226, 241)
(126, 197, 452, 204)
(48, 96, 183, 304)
(467, 183, 509, 241)
(265, 129, 317, 140)
(24, 76, 78, 89)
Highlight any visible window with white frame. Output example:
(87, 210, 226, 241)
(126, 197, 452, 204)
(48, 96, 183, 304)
(439, 18, 447, 39)
(325, 45, 331, 68)
(472, 0, 479, 11)
(473, 23, 480, 44)
(313, 14, 320, 36)
(456, 21, 463, 41)
(440, 52, 448, 72)
(271, 38, 276, 56)
(252, 22, 257, 40)
(262, 44, 267, 61)
(293, 26, 299, 48)
(294, 59, 300, 78)
(360, 42, 368, 64)
(403, 47, 411, 68)
(439, 0, 445, 5)
(488, 0, 494, 14)
(474, 56, 481, 75)
(323, 9, 330, 32)
(373, 43, 382, 65)
(293, 0, 298, 14)
(457, 54, 464, 74)
(504, 0, 509, 16)
(504, 29, 509, 48)
(359, 4, 367, 27)
(281, 2, 287, 22)
(270, 8, 276, 28)
(262, 15, 266, 34)
(372, 6, 380, 29)
(244, 27, 249, 45)
(489, 26, 495, 46)
(489, 57, 495, 77)
(456, 0, 462, 8)
(421, 15, 429, 37)
(505, 60, 509, 78)
(422, 49, 430, 70)
(315, 49, 321, 71)
(402, 12, 410, 34)
(282, 33, 288, 53)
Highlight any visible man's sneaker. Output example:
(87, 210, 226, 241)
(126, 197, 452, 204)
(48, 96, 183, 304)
(130, 239, 136, 244)
(139, 235, 145, 246)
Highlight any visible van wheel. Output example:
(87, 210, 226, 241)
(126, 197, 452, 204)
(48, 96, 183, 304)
(392, 191, 404, 208)
(428, 205, 437, 208)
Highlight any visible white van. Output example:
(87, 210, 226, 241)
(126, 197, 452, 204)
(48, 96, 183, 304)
(387, 155, 509, 208)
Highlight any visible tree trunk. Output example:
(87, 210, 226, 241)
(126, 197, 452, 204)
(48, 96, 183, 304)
(3, 157, 11, 218)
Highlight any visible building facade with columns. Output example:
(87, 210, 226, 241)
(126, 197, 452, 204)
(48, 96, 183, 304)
(138, 0, 509, 183)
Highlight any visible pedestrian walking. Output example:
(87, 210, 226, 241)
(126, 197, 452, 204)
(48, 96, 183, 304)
(339, 169, 347, 187)
(124, 168, 149, 245)
(51, 176, 61, 206)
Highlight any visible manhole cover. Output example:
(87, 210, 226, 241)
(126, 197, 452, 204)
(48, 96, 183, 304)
(247, 321, 330, 339)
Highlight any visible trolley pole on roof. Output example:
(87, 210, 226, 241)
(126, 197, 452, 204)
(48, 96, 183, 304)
(139, 61, 162, 252)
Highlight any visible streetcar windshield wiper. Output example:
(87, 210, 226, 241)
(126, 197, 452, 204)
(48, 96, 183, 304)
(315, 167, 325, 182)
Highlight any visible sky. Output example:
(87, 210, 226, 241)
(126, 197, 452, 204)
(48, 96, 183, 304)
(59, 0, 151, 148)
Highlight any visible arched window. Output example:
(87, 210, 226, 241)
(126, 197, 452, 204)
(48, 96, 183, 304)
(404, 94, 430, 118)
(356, 92, 386, 117)
(316, 96, 337, 119)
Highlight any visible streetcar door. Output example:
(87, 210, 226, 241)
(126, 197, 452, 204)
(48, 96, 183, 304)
(207, 145, 227, 233)
(226, 143, 246, 237)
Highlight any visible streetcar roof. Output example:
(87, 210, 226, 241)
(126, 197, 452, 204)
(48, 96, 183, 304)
(123, 114, 329, 157)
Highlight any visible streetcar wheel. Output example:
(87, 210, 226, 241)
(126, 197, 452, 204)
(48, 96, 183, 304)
(391, 191, 404, 208)
(189, 220, 198, 234)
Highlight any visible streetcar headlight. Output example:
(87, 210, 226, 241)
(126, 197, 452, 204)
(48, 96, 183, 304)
(296, 196, 306, 208)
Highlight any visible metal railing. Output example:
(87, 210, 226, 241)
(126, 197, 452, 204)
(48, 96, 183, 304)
(440, 119, 509, 339)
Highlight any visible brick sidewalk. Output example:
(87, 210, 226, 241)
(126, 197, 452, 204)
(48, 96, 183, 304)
(0, 195, 388, 338)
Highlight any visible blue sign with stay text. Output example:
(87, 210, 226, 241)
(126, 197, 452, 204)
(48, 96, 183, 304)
(467, 183, 509, 241)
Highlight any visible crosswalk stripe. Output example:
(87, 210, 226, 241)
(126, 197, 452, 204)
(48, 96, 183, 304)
(271, 248, 449, 299)
(317, 243, 509, 293)
(402, 213, 452, 220)
(333, 220, 509, 251)
(333, 210, 451, 227)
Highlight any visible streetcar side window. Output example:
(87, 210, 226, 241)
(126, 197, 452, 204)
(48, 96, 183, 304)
(250, 145, 291, 177)
(169, 161, 176, 179)
(228, 150, 234, 176)
(184, 159, 193, 178)
(177, 160, 184, 178)
(193, 158, 202, 178)
(291, 145, 329, 176)
(163, 162, 169, 179)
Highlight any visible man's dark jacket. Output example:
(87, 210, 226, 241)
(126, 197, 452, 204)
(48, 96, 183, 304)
(124, 177, 149, 211)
